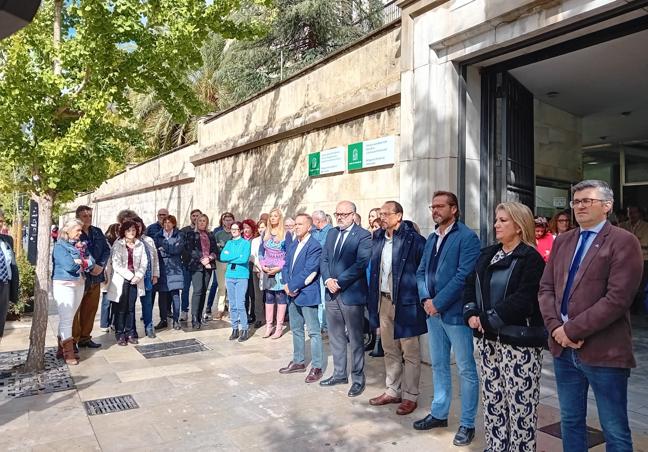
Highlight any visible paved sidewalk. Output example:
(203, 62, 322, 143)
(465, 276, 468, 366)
(1, 307, 648, 451)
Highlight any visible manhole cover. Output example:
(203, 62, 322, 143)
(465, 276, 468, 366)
(539, 421, 605, 448)
(84, 395, 139, 415)
(0, 347, 75, 399)
(134, 338, 209, 359)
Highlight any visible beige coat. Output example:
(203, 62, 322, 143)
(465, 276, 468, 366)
(107, 239, 149, 301)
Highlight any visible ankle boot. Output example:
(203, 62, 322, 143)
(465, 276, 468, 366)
(262, 304, 275, 338)
(369, 336, 384, 357)
(73, 340, 80, 359)
(271, 304, 287, 339)
(61, 338, 79, 365)
(56, 336, 63, 359)
(229, 329, 239, 341)
(238, 330, 249, 342)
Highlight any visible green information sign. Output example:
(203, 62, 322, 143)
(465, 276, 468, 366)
(308, 152, 321, 176)
(347, 142, 363, 171)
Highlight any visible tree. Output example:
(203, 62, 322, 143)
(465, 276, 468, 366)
(0, 0, 270, 372)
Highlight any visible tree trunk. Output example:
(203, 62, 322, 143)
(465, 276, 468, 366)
(23, 192, 55, 372)
(53, 0, 62, 76)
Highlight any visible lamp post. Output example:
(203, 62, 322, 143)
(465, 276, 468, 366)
(0, 0, 42, 39)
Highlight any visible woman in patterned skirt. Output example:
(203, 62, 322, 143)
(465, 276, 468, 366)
(463, 202, 546, 451)
(259, 208, 287, 339)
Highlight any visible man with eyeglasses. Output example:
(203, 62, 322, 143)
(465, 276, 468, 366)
(619, 205, 648, 314)
(146, 208, 169, 238)
(413, 190, 480, 447)
(367, 201, 427, 415)
(539, 179, 643, 451)
(319, 200, 371, 397)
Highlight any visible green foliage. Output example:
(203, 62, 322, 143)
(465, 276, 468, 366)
(0, 0, 270, 200)
(9, 254, 36, 317)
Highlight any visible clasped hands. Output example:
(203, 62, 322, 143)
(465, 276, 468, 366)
(283, 284, 298, 297)
(325, 278, 341, 294)
(552, 325, 584, 349)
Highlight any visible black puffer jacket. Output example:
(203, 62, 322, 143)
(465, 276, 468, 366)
(463, 242, 546, 347)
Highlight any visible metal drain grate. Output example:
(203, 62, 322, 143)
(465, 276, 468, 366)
(135, 338, 209, 359)
(0, 347, 75, 399)
(84, 395, 139, 415)
(539, 422, 605, 448)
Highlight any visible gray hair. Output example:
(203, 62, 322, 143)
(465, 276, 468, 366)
(59, 219, 83, 241)
(312, 210, 327, 221)
(572, 180, 614, 201)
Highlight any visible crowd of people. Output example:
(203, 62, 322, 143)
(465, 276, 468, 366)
(40, 179, 648, 451)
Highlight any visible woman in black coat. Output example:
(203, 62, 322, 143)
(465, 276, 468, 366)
(154, 215, 185, 330)
(184, 214, 218, 329)
(463, 202, 546, 452)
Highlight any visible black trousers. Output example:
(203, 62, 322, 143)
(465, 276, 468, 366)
(191, 270, 212, 319)
(115, 281, 138, 339)
(0, 282, 9, 338)
(325, 296, 365, 384)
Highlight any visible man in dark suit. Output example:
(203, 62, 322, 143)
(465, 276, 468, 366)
(367, 202, 427, 415)
(0, 230, 19, 345)
(319, 200, 372, 397)
(279, 213, 324, 383)
(539, 179, 643, 452)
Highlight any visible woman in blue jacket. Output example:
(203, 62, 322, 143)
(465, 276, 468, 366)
(154, 215, 185, 330)
(52, 219, 94, 365)
(220, 221, 252, 342)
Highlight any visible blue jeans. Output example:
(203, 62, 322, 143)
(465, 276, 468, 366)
(317, 278, 327, 331)
(206, 274, 218, 312)
(100, 292, 111, 328)
(160, 289, 181, 322)
(140, 289, 154, 333)
(427, 315, 479, 428)
(554, 349, 632, 452)
(181, 267, 191, 312)
(226, 278, 248, 331)
(289, 302, 323, 368)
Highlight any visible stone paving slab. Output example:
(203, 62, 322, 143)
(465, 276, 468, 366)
(1, 308, 648, 451)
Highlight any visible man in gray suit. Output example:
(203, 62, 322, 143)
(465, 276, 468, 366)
(319, 201, 372, 397)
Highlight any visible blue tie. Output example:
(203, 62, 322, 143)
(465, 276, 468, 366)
(333, 229, 347, 262)
(560, 231, 594, 317)
(0, 248, 9, 283)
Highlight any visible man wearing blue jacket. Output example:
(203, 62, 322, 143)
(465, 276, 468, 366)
(73, 206, 111, 349)
(280, 213, 324, 383)
(414, 191, 481, 447)
(367, 202, 427, 416)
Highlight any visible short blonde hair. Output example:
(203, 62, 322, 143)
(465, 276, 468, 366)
(495, 202, 536, 247)
(59, 219, 83, 241)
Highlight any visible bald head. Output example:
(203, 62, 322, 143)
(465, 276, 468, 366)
(335, 201, 357, 229)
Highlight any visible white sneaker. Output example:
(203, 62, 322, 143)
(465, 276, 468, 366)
(100, 327, 109, 333)
(180, 312, 188, 322)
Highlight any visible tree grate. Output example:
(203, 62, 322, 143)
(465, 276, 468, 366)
(0, 347, 75, 399)
(84, 394, 139, 415)
(539, 421, 605, 448)
(134, 338, 209, 359)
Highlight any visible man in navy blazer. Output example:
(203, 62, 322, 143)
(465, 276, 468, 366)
(413, 191, 481, 447)
(367, 202, 427, 416)
(319, 200, 372, 397)
(279, 213, 324, 383)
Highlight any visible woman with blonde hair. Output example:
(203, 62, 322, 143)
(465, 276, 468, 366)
(185, 214, 217, 329)
(259, 208, 288, 338)
(463, 202, 546, 451)
(52, 219, 95, 364)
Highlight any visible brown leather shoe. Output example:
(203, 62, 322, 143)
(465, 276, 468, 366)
(396, 400, 417, 415)
(305, 368, 323, 383)
(279, 361, 306, 374)
(369, 393, 402, 406)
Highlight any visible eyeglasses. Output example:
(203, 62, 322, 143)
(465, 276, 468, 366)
(570, 198, 608, 208)
(379, 212, 396, 217)
(428, 204, 449, 211)
(334, 212, 354, 218)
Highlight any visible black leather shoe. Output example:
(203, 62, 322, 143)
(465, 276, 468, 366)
(348, 381, 365, 397)
(413, 414, 448, 431)
(319, 376, 348, 387)
(238, 330, 249, 342)
(154, 321, 168, 331)
(453, 426, 475, 446)
(78, 340, 102, 349)
(192, 316, 201, 329)
(229, 329, 239, 340)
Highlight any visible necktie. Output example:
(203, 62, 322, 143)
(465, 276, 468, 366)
(0, 246, 9, 283)
(560, 230, 594, 317)
(333, 229, 347, 262)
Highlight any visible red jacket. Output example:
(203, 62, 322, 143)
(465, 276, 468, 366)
(539, 221, 642, 368)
